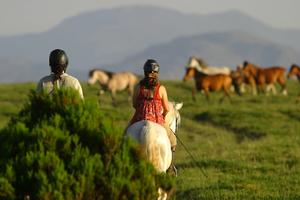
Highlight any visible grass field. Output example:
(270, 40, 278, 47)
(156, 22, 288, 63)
(0, 80, 300, 199)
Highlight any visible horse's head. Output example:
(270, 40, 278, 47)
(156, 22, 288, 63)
(88, 70, 97, 85)
(88, 69, 111, 85)
(165, 102, 183, 134)
(186, 56, 208, 70)
(183, 67, 197, 81)
(236, 64, 243, 71)
(288, 64, 300, 79)
(242, 61, 258, 78)
(186, 57, 199, 68)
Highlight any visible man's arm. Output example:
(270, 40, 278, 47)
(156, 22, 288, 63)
(36, 79, 43, 93)
(75, 80, 84, 99)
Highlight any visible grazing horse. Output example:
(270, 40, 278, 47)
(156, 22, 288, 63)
(88, 69, 139, 104)
(186, 56, 231, 75)
(242, 61, 287, 95)
(183, 67, 232, 102)
(288, 64, 300, 80)
(126, 102, 183, 200)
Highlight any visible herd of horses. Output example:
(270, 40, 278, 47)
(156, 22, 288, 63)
(87, 58, 300, 199)
(88, 56, 300, 104)
(183, 56, 299, 102)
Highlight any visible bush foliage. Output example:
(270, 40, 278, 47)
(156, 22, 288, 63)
(0, 89, 174, 200)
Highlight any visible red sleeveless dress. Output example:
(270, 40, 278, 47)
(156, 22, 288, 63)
(130, 84, 165, 125)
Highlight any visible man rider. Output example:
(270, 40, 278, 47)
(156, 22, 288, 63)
(36, 49, 84, 99)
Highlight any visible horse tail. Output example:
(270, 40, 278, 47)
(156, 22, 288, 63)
(142, 121, 162, 172)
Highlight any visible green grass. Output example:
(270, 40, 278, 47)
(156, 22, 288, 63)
(0, 80, 300, 199)
(0, 82, 36, 128)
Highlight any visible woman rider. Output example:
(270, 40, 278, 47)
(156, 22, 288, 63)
(130, 59, 177, 152)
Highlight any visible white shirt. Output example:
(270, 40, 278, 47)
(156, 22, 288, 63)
(36, 73, 84, 99)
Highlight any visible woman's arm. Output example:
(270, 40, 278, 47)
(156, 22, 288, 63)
(159, 85, 169, 116)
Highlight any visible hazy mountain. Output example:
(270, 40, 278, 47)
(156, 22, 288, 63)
(0, 5, 299, 82)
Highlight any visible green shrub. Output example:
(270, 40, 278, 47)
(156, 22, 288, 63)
(0, 89, 174, 200)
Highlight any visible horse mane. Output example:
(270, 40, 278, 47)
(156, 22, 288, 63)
(243, 61, 248, 67)
(243, 61, 260, 69)
(195, 68, 209, 77)
(193, 56, 209, 68)
(89, 69, 114, 78)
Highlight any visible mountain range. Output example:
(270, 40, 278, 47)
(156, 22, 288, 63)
(0, 5, 299, 82)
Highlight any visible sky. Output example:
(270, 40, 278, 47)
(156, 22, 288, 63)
(1, 0, 300, 37)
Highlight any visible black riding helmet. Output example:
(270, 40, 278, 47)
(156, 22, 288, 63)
(141, 59, 160, 89)
(49, 49, 69, 74)
(143, 59, 160, 73)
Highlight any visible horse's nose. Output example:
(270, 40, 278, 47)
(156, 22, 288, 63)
(87, 79, 93, 85)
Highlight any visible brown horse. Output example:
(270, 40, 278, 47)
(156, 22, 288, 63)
(186, 56, 231, 75)
(183, 67, 232, 102)
(288, 64, 300, 80)
(231, 64, 257, 96)
(88, 69, 139, 104)
(242, 61, 287, 95)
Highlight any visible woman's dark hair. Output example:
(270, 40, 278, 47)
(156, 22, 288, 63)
(141, 59, 160, 88)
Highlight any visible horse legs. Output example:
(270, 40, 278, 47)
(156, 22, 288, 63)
(192, 88, 197, 101)
(240, 83, 246, 94)
(99, 89, 105, 95)
(232, 80, 242, 96)
(127, 85, 135, 103)
(110, 90, 117, 106)
(127, 90, 132, 103)
(257, 83, 265, 95)
(158, 188, 168, 200)
(203, 89, 210, 102)
(220, 88, 231, 103)
(166, 161, 177, 177)
(252, 87, 258, 96)
(282, 87, 288, 96)
(226, 89, 232, 102)
(249, 78, 257, 96)
(266, 84, 277, 95)
(277, 77, 288, 96)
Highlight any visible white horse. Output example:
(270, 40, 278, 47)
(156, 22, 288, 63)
(187, 56, 231, 75)
(125, 101, 183, 200)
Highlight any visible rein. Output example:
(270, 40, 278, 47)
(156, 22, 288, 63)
(171, 107, 208, 178)
(175, 134, 208, 178)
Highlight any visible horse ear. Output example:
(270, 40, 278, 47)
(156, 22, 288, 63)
(175, 102, 183, 110)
